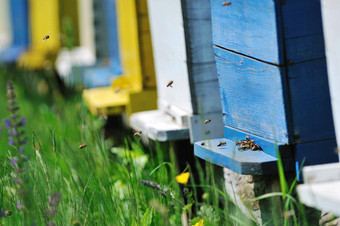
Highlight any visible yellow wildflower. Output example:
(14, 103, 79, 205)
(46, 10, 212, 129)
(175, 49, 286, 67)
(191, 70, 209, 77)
(175, 172, 190, 184)
(193, 219, 204, 226)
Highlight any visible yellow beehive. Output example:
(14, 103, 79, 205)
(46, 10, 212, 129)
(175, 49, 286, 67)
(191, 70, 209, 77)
(18, 0, 60, 69)
(83, 0, 157, 117)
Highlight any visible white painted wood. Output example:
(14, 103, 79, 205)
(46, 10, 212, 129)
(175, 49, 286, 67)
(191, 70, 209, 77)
(147, 0, 193, 114)
(303, 162, 340, 184)
(78, 0, 96, 58)
(0, 0, 12, 51)
(130, 110, 190, 141)
(297, 181, 340, 217)
(321, 0, 340, 160)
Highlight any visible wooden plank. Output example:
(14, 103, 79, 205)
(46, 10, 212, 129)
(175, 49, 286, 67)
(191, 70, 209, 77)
(297, 181, 340, 217)
(0, 0, 12, 51)
(214, 46, 289, 144)
(194, 138, 294, 175)
(130, 110, 190, 141)
(148, 0, 193, 114)
(223, 126, 292, 158)
(78, 0, 96, 58)
(288, 58, 335, 143)
(0, 0, 29, 62)
(295, 139, 338, 175)
(321, 0, 340, 159)
(302, 163, 340, 184)
(59, 0, 80, 47)
(210, 0, 283, 65)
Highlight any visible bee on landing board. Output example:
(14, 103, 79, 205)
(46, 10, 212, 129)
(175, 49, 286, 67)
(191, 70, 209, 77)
(134, 131, 142, 137)
(217, 141, 226, 147)
(79, 144, 87, 149)
(167, 80, 173, 87)
(204, 119, 211, 124)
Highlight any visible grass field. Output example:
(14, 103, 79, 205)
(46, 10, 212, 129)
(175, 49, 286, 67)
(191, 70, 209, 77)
(0, 67, 325, 225)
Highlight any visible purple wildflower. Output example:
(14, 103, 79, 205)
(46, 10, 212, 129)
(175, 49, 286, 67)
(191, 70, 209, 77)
(8, 137, 14, 146)
(3, 118, 11, 128)
(16, 201, 23, 210)
(20, 117, 26, 127)
(21, 137, 28, 145)
(19, 146, 24, 154)
(10, 157, 18, 165)
(0, 208, 6, 217)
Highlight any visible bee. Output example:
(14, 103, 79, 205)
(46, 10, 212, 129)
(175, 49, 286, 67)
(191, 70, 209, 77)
(217, 141, 226, 146)
(5, 210, 12, 216)
(102, 58, 110, 66)
(201, 141, 205, 146)
(204, 119, 211, 124)
(167, 80, 174, 87)
(134, 131, 142, 137)
(245, 135, 250, 141)
(99, 114, 108, 120)
(222, 1, 231, 6)
(42, 34, 50, 42)
(79, 144, 87, 149)
(114, 87, 121, 93)
(236, 141, 241, 145)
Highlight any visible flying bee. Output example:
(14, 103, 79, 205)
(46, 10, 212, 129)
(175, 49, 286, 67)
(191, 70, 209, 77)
(201, 141, 205, 146)
(245, 135, 250, 141)
(114, 87, 121, 93)
(134, 131, 142, 137)
(167, 80, 173, 87)
(42, 34, 50, 42)
(217, 141, 226, 147)
(222, 1, 231, 6)
(79, 144, 87, 149)
(204, 119, 211, 124)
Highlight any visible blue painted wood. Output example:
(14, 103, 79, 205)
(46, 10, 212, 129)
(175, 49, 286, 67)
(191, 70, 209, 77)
(82, 0, 121, 88)
(288, 58, 335, 143)
(214, 46, 289, 144)
(194, 138, 294, 175)
(210, 0, 284, 65)
(295, 139, 338, 177)
(0, 0, 29, 62)
(223, 126, 292, 158)
(210, 0, 325, 65)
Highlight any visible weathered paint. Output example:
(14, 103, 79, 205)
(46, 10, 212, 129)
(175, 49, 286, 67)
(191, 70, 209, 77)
(195, 0, 337, 175)
(18, 0, 60, 69)
(0, 0, 29, 63)
(0, 0, 12, 51)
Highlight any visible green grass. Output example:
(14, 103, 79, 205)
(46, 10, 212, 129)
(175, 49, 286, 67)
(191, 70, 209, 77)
(0, 67, 320, 225)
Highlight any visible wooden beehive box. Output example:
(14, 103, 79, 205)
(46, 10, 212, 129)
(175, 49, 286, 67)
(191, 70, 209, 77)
(82, 0, 157, 117)
(0, 0, 29, 63)
(194, 0, 339, 175)
(129, 0, 223, 143)
(18, 0, 61, 69)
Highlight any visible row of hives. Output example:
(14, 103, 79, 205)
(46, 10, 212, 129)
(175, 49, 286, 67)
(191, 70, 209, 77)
(0, 0, 339, 179)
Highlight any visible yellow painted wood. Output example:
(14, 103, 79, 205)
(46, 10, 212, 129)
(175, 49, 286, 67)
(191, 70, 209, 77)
(59, 0, 80, 48)
(83, 0, 157, 116)
(18, 0, 60, 69)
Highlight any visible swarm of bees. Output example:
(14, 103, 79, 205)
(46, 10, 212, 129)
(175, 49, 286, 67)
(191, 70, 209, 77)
(43, 34, 50, 42)
(167, 80, 173, 87)
(236, 135, 262, 151)
(204, 119, 211, 124)
(79, 144, 87, 149)
(134, 131, 142, 137)
(217, 141, 226, 147)
(222, 1, 231, 6)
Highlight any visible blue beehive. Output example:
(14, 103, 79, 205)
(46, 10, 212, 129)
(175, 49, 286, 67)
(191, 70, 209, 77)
(0, 0, 29, 63)
(194, 0, 339, 176)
